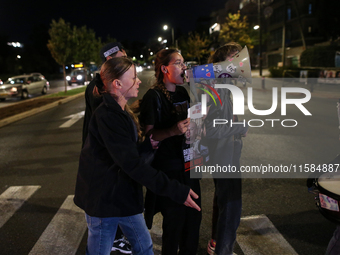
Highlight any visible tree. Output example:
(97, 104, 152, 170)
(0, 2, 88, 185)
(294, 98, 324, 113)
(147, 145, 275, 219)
(182, 32, 210, 64)
(218, 11, 254, 49)
(72, 25, 102, 79)
(47, 18, 73, 93)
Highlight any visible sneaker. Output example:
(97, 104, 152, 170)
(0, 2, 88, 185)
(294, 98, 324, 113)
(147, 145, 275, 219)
(207, 239, 216, 255)
(111, 237, 132, 254)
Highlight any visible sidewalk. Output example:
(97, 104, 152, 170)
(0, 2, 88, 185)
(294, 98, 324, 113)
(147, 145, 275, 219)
(249, 68, 340, 99)
(251, 68, 270, 78)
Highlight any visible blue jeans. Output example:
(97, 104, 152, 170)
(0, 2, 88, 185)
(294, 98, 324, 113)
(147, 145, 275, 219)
(213, 178, 242, 255)
(85, 213, 153, 255)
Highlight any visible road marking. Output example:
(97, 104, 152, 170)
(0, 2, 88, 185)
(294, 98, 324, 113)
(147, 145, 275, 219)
(59, 111, 85, 128)
(237, 214, 298, 255)
(0, 185, 41, 228)
(149, 212, 162, 254)
(150, 213, 297, 255)
(29, 195, 87, 255)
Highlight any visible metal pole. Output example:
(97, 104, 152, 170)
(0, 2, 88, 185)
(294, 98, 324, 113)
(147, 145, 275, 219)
(258, 0, 263, 76)
(282, 0, 286, 66)
(171, 28, 175, 47)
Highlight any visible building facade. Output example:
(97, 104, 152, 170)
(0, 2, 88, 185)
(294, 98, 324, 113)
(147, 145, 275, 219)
(210, 0, 339, 68)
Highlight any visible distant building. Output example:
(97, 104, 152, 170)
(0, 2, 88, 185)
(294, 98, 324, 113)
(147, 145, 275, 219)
(209, 0, 340, 68)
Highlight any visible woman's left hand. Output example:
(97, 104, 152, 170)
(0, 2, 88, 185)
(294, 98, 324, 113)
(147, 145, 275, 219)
(183, 189, 201, 211)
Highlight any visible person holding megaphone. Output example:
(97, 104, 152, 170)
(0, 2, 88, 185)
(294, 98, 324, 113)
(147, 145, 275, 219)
(203, 42, 249, 255)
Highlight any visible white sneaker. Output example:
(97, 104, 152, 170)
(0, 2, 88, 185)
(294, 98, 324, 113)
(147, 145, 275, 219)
(111, 237, 132, 254)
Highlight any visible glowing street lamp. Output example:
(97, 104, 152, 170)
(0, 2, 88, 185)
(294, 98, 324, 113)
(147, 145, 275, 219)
(254, 25, 260, 30)
(163, 24, 175, 47)
(158, 37, 162, 42)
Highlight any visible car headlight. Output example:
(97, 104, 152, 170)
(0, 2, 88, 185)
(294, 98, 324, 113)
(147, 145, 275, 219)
(66, 76, 71, 81)
(10, 87, 17, 92)
(77, 75, 83, 80)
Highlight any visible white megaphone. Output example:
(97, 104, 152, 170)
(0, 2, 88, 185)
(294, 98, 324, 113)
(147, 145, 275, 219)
(188, 46, 252, 84)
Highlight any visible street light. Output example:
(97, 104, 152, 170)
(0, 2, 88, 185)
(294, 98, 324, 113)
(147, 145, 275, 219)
(258, 0, 263, 76)
(254, 25, 260, 30)
(256, 0, 273, 76)
(163, 24, 176, 48)
(158, 37, 162, 42)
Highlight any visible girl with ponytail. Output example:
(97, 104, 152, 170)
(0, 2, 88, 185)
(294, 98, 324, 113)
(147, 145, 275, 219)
(140, 49, 202, 255)
(74, 57, 200, 255)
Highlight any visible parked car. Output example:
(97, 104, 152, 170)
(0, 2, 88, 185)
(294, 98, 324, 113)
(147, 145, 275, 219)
(66, 68, 91, 85)
(0, 74, 49, 101)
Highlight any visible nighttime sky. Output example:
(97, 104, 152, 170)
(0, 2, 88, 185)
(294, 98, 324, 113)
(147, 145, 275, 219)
(1, 0, 228, 44)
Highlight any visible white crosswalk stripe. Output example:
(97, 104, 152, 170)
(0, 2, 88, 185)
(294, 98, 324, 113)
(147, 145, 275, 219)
(150, 213, 298, 255)
(237, 214, 298, 255)
(0, 185, 41, 228)
(0, 186, 299, 255)
(29, 195, 87, 255)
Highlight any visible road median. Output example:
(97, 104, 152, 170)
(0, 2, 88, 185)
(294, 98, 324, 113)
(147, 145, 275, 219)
(0, 92, 85, 129)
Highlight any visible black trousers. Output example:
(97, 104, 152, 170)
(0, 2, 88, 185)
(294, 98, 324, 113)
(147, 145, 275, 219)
(158, 178, 201, 255)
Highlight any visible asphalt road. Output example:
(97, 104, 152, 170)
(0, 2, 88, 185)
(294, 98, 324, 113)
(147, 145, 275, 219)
(0, 69, 339, 255)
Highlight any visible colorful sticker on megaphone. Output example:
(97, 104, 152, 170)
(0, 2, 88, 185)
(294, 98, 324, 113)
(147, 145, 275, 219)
(213, 65, 222, 74)
(192, 64, 215, 79)
(226, 63, 237, 74)
(218, 73, 232, 78)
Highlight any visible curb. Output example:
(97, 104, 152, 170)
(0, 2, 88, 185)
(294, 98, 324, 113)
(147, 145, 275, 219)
(0, 92, 85, 129)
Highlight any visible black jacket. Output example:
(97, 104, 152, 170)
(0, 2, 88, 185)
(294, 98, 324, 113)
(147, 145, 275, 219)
(74, 93, 190, 217)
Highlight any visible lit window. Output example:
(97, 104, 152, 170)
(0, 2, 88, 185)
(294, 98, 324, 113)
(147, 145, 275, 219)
(308, 3, 312, 14)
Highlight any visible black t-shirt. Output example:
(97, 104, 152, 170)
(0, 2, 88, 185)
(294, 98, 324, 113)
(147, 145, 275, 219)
(139, 86, 189, 172)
